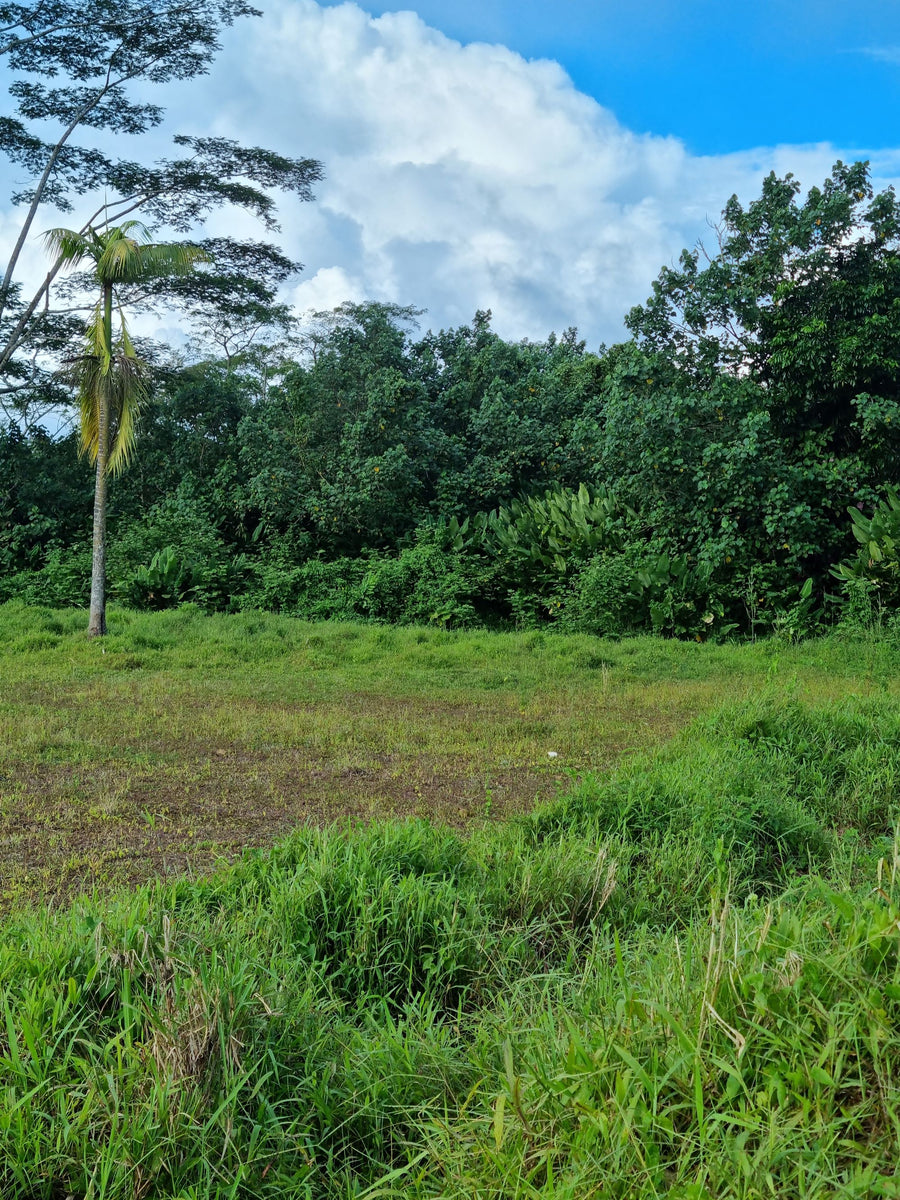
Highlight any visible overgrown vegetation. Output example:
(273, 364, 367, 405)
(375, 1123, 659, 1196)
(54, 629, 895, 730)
(4, 6, 900, 1196)
(2, 640, 900, 1195)
(4, 161, 900, 639)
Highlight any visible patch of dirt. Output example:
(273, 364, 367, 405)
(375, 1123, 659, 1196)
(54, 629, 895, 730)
(0, 751, 564, 909)
(0, 676, 692, 909)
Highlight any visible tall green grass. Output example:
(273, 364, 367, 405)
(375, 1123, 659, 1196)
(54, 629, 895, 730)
(403, 866, 900, 1199)
(1, 693, 899, 1197)
(4, 597, 900, 687)
(527, 695, 900, 914)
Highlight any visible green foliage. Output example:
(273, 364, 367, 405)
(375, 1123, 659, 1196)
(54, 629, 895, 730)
(848, 487, 900, 565)
(357, 541, 502, 628)
(239, 307, 603, 557)
(0, 424, 90, 574)
(561, 542, 735, 639)
(619, 160, 900, 617)
(483, 482, 629, 583)
(7, 163, 900, 639)
(419, 318, 604, 514)
(772, 576, 819, 642)
(833, 487, 900, 610)
(0, 542, 91, 607)
(635, 550, 732, 638)
(110, 490, 244, 611)
(121, 545, 194, 610)
(593, 341, 847, 626)
(240, 553, 369, 621)
(241, 541, 500, 628)
(627, 160, 900, 428)
(243, 303, 437, 554)
(559, 544, 649, 635)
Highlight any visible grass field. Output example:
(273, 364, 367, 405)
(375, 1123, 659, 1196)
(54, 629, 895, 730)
(4, 603, 900, 1198)
(2, 600, 899, 908)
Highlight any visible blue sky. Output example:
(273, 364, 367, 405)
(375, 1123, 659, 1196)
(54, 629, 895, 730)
(4, 0, 900, 348)
(320, 0, 900, 153)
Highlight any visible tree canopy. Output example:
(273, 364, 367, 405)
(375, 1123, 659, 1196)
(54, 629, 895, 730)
(4, 160, 900, 639)
(0, 0, 323, 425)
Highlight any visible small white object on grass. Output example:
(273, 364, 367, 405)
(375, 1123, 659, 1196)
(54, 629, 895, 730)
(547, 751, 558, 759)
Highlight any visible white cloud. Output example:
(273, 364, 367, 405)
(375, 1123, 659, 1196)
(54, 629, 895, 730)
(860, 46, 900, 65)
(286, 264, 367, 311)
(199, 0, 900, 346)
(3, 1, 900, 350)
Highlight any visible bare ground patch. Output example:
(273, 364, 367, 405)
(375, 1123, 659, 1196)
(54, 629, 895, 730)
(0, 684, 688, 907)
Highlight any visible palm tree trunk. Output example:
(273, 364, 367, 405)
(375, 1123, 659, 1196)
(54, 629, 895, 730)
(87, 283, 113, 638)
(87, 427, 108, 637)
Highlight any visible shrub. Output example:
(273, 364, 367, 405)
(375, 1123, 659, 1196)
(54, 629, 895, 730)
(833, 486, 900, 610)
(358, 542, 502, 628)
(240, 554, 369, 619)
(0, 542, 92, 607)
(110, 492, 245, 611)
(560, 542, 735, 639)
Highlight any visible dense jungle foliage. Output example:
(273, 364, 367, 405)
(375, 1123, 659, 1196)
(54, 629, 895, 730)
(4, 160, 900, 638)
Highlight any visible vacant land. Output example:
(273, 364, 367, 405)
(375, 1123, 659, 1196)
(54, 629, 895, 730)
(1, 600, 899, 907)
(4, 603, 900, 1197)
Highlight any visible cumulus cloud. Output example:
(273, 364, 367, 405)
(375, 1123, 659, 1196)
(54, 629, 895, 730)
(4, 0, 900, 349)
(197, 0, 900, 346)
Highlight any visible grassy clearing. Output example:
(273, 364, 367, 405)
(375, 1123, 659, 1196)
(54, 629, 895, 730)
(2, 600, 900, 907)
(1, 683, 900, 1197)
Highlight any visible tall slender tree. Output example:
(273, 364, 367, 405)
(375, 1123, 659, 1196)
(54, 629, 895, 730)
(43, 221, 208, 635)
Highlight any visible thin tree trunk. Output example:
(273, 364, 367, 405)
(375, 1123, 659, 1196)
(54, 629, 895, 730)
(87, 423, 108, 637)
(87, 282, 114, 638)
(0, 86, 110, 352)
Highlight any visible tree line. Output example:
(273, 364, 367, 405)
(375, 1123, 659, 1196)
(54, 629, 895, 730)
(5, 154, 900, 639)
(2, 5, 899, 637)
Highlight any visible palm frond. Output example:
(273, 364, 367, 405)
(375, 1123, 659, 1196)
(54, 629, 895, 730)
(106, 352, 148, 476)
(132, 242, 211, 282)
(41, 228, 95, 270)
(45, 221, 206, 477)
(118, 308, 137, 357)
(115, 220, 154, 242)
(84, 303, 111, 373)
(75, 357, 103, 463)
(74, 350, 147, 474)
(106, 306, 146, 476)
(97, 235, 136, 280)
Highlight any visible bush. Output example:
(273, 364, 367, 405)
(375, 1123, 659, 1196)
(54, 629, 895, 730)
(242, 542, 503, 628)
(240, 554, 369, 619)
(110, 493, 247, 611)
(358, 542, 502, 627)
(560, 542, 735, 639)
(0, 542, 91, 607)
(833, 486, 900, 612)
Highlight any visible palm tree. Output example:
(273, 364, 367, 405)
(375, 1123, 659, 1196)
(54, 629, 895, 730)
(43, 222, 208, 636)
